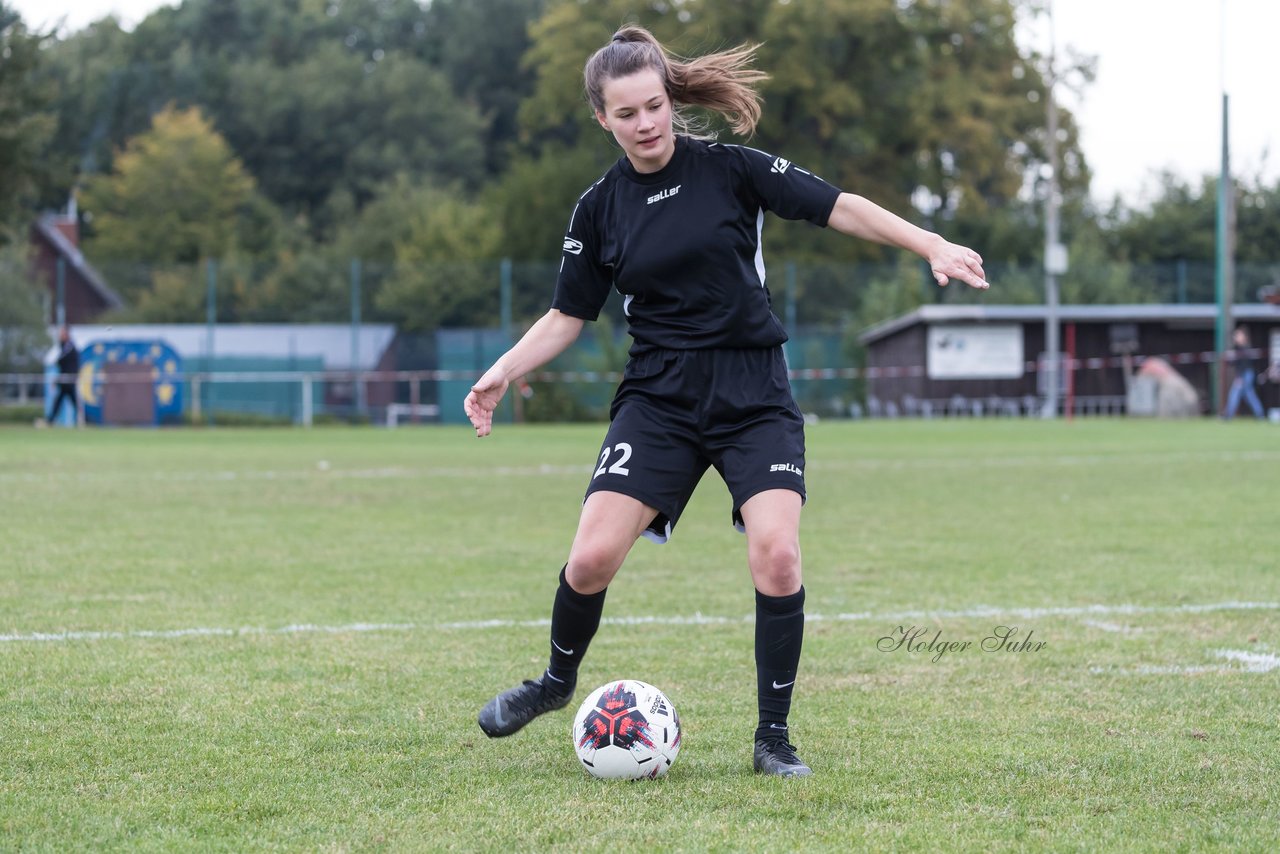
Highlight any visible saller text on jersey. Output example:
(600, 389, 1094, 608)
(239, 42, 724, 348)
(552, 135, 841, 356)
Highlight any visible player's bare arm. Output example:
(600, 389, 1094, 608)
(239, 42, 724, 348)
(465, 309, 586, 437)
(827, 192, 989, 290)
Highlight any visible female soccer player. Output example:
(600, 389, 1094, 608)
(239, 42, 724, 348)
(466, 25, 989, 776)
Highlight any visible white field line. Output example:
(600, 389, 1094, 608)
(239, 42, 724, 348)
(1215, 649, 1280, 672)
(0, 622, 418, 643)
(1079, 619, 1144, 634)
(0, 464, 595, 485)
(4, 448, 1280, 487)
(2, 600, 1276, 645)
(1090, 649, 1280, 676)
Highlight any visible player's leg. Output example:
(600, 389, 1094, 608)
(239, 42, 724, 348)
(739, 490, 812, 777)
(741, 488, 803, 596)
(565, 491, 660, 593)
(477, 492, 657, 739)
(705, 346, 812, 775)
(543, 491, 660, 695)
(479, 388, 702, 739)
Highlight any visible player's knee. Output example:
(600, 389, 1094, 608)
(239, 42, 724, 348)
(565, 544, 625, 593)
(750, 538, 801, 590)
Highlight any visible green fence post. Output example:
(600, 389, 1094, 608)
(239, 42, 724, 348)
(500, 258, 513, 342)
(351, 257, 365, 418)
(501, 259, 513, 423)
(205, 258, 217, 426)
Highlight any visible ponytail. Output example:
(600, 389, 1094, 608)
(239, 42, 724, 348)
(585, 25, 767, 138)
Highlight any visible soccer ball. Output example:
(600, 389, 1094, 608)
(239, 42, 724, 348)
(571, 679, 681, 780)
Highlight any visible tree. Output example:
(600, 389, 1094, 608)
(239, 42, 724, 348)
(0, 243, 48, 373)
(1098, 171, 1280, 304)
(372, 180, 504, 330)
(221, 43, 488, 235)
(80, 104, 259, 264)
(0, 3, 55, 231)
(1103, 172, 1280, 265)
(78, 104, 277, 321)
(420, 0, 547, 174)
(37, 0, 490, 236)
(34, 14, 187, 211)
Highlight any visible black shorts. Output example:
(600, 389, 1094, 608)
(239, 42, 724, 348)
(583, 347, 806, 543)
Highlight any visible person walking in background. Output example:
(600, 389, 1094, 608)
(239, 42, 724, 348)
(464, 24, 989, 777)
(48, 327, 80, 426)
(1222, 325, 1265, 420)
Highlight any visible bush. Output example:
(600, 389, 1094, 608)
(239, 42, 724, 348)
(182, 409, 293, 427)
(0, 403, 43, 423)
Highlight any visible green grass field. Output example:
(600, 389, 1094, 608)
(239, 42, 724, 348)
(2, 419, 1279, 851)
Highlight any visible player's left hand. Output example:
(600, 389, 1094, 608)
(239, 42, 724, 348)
(929, 240, 989, 290)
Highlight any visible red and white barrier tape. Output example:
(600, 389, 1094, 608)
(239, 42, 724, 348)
(4, 347, 1272, 385)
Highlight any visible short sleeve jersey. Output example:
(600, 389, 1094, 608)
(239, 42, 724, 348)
(551, 135, 841, 352)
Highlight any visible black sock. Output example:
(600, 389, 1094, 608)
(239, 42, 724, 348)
(754, 586, 805, 742)
(544, 565, 606, 696)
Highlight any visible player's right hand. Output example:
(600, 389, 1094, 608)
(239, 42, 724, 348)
(464, 369, 510, 437)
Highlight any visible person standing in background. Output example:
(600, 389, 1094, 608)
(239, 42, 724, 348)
(48, 327, 80, 426)
(1222, 326, 1265, 420)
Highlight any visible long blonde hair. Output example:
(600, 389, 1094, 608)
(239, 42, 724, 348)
(584, 25, 767, 138)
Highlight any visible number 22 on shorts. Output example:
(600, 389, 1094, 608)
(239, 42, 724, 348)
(593, 443, 632, 478)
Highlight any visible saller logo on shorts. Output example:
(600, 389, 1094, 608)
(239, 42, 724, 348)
(770, 463, 803, 476)
(563, 237, 583, 255)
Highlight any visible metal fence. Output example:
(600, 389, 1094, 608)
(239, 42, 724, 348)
(7, 343, 1279, 427)
(5, 257, 1280, 425)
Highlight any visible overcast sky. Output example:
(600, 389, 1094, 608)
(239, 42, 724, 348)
(13, 0, 1279, 206)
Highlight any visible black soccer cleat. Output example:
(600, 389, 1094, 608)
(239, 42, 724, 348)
(477, 676, 574, 738)
(753, 735, 813, 777)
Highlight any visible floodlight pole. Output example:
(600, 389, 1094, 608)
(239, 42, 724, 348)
(1212, 1, 1234, 414)
(1213, 96, 1234, 414)
(1041, 4, 1063, 419)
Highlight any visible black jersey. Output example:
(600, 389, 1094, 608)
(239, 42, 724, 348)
(551, 135, 842, 353)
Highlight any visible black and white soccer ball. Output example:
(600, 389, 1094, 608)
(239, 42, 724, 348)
(571, 679, 681, 780)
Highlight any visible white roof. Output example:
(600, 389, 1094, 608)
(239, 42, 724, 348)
(56, 323, 397, 370)
(859, 303, 1280, 344)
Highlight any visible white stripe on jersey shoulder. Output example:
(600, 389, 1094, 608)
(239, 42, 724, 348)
(753, 208, 766, 287)
(726, 144, 783, 164)
(728, 144, 825, 181)
(567, 174, 609, 232)
(707, 142, 779, 164)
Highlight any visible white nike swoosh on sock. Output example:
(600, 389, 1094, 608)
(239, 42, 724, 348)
(772, 679, 796, 690)
(551, 639, 575, 655)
